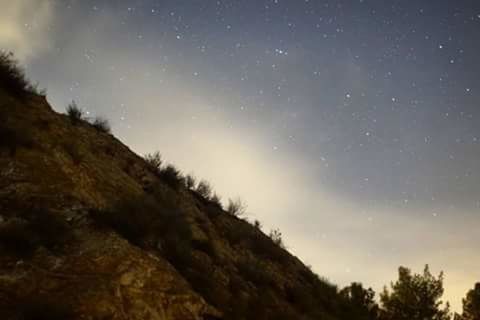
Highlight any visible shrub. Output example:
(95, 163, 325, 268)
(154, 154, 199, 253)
(0, 125, 35, 156)
(185, 174, 197, 189)
(0, 51, 34, 99)
(27, 208, 70, 250)
(237, 257, 275, 288)
(253, 219, 262, 230)
(192, 238, 217, 258)
(0, 209, 70, 256)
(91, 116, 111, 133)
(227, 197, 247, 217)
(196, 180, 213, 199)
(90, 197, 161, 246)
(211, 193, 222, 208)
(249, 232, 289, 264)
(62, 141, 83, 164)
(225, 221, 252, 246)
(144, 151, 162, 174)
(159, 164, 185, 189)
(269, 228, 285, 249)
(66, 101, 84, 124)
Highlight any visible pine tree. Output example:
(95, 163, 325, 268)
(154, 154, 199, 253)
(380, 265, 451, 320)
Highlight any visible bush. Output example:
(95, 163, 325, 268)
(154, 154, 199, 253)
(211, 193, 222, 208)
(227, 197, 247, 217)
(66, 101, 84, 124)
(185, 174, 197, 189)
(91, 116, 111, 133)
(268, 228, 285, 248)
(144, 151, 162, 174)
(62, 141, 83, 164)
(0, 51, 36, 99)
(225, 220, 252, 246)
(249, 231, 289, 264)
(196, 180, 213, 199)
(91, 197, 161, 246)
(159, 164, 185, 189)
(0, 125, 35, 156)
(237, 257, 275, 288)
(27, 208, 70, 250)
(0, 209, 70, 256)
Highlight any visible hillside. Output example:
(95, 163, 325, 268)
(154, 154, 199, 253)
(0, 56, 374, 320)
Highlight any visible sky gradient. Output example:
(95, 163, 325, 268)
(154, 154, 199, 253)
(2, 0, 480, 311)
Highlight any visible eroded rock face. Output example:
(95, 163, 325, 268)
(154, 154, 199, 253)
(0, 90, 352, 320)
(0, 226, 220, 320)
(0, 93, 221, 320)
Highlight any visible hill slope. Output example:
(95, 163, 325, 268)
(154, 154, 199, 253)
(0, 74, 372, 319)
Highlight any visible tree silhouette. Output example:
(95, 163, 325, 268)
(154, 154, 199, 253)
(380, 265, 451, 320)
(460, 283, 480, 320)
(340, 282, 379, 320)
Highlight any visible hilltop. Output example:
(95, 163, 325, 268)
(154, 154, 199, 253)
(0, 52, 450, 320)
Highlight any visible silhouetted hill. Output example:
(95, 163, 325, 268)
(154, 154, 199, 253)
(0, 53, 376, 320)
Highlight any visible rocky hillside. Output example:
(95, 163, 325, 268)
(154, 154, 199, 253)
(0, 54, 374, 320)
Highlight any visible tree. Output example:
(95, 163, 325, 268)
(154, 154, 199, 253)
(461, 283, 480, 320)
(340, 282, 379, 320)
(380, 265, 451, 320)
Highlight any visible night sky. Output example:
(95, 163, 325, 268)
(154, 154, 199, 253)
(2, 0, 480, 310)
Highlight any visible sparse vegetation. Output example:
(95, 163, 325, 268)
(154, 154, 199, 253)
(196, 179, 213, 199)
(0, 51, 43, 99)
(211, 193, 222, 207)
(227, 197, 247, 217)
(144, 151, 162, 174)
(91, 116, 111, 133)
(268, 228, 285, 248)
(185, 174, 197, 189)
(0, 208, 70, 256)
(0, 124, 35, 156)
(62, 140, 83, 164)
(159, 164, 185, 189)
(90, 196, 162, 246)
(66, 100, 84, 124)
(237, 257, 276, 288)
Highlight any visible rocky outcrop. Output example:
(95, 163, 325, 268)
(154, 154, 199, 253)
(0, 86, 361, 320)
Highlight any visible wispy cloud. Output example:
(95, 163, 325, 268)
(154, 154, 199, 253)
(0, 0, 55, 61)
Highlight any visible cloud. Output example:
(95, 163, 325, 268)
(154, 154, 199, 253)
(0, 0, 54, 61)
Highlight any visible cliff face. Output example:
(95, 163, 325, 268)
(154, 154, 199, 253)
(0, 85, 364, 320)
(0, 91, 221, 320)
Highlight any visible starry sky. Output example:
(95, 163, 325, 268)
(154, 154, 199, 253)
(2, 0, 480, 311)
